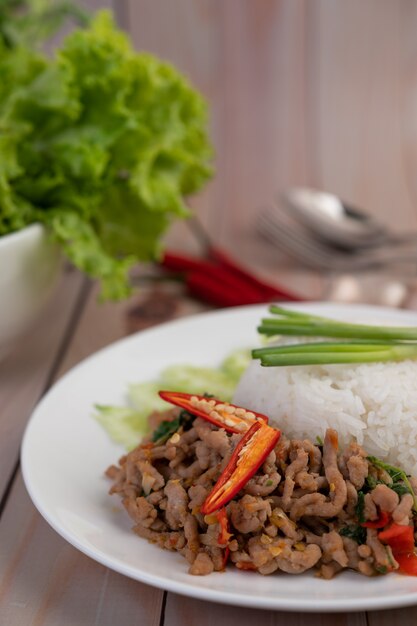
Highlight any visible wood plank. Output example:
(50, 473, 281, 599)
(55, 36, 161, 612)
(309, 0, 417, 231)
(0, 279, 210, 625)
(368, 608, 417, 626)
(0, 268, 86, 503)
(163, 594, 368, 626)
(55, 277, 211, 378)
(0, 473, 163, 626)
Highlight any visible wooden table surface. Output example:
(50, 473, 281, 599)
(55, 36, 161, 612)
(3, 0, 417, 623)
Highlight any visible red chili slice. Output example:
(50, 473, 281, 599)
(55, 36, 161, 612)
(158, 391, 268, 434)
(216, 508, 233, 545)
(394, 553, 417, 576)
(361, 510, 391, 529)
(378, 523, 417, 576)
(216, 508, 232, 570)
(201, 421, 281, 515)
(378, 523, 415, 554)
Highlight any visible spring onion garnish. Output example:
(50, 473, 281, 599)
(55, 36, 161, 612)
(252, 306, 417, 367)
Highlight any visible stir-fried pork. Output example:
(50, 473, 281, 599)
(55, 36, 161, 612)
(107, 411, 417, 578)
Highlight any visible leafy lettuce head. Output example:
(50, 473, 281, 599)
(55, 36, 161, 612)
(0, 11, 213, 299)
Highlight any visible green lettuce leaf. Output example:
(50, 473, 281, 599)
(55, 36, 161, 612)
(94, 404, 149, 450)
(0, 0, 89, 50)
(0, 10, 213, 298)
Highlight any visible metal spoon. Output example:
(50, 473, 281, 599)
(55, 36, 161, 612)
(281, 187, 417, 250)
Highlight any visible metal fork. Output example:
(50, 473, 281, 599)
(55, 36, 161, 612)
(257, 207, 417, 272)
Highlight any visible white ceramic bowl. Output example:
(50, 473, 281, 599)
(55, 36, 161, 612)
(0, 224, 61, 357)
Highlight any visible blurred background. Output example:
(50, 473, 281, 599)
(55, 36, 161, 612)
(0, 0, 417, 306)
(88, 0, 417, 299)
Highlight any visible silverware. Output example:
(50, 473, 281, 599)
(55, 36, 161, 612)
(281, 187, 417, 250)
(257, 206, 417, 272)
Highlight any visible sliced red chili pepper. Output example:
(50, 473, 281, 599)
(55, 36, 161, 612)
(378, 523, 415, 554)
(186, 269, 265, 307)
(361, 510, 391, 529)
(216, 508, 233, 545)
(201, 421, 281, 515)
(378, 523, 417, 576)
(209, 247, 303, 302)
(394, 553, 417, 576)
(158, 391, 268, 434)
(162, 252, 216, 274)
(162, 253, 268, 306)
(161, 250, 303, 304)
(215, 508, 232, 570)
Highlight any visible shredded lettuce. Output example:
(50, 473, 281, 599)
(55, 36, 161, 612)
(94, 404, 149, 450)
(94, 348, 251, 449)
(0, 10, 212, 299)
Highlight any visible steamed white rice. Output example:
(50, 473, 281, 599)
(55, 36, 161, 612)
(233, 357, 417, 476)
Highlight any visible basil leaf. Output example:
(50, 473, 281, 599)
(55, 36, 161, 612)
(355, 491, 366, 523)
(339, 525, 367, 545)
(367, 456, 417, 511)
(151, 418, 180, 444)
(151, 409, 196, 444)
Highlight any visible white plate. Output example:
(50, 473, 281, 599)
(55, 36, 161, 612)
(21, 302, 417, 612)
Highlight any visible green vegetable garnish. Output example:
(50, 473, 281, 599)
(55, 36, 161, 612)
(253, 306, 417, 366)
(355, 491, 366, 524)
(0, 10, 212, 299)
(0, 0, 89, 49)
(94, 404, 149, 450)
(339, 525, 367, 545)
(95, 348, 251, 449)
(367, 456, 417, 511)
(390, 483, 412, 497)
(152, 409, 195, 445)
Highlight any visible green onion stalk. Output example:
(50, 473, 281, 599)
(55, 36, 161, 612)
(253, 306, 417, 367)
